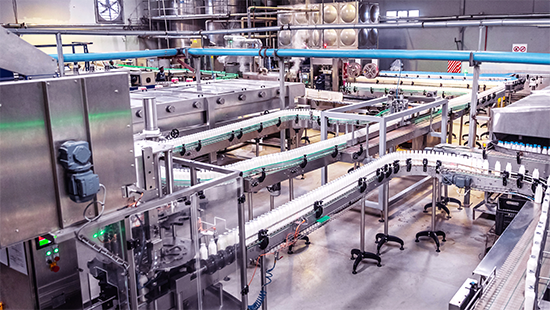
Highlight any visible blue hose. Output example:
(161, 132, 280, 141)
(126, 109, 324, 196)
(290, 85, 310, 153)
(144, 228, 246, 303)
(248, 290, 267, 310)
(248, 255, 278, 310)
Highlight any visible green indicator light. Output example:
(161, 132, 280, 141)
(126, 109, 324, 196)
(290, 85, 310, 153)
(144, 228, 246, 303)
(93, 233, 98, 238)
(53, 248, 59, 254)
(46, 251, 52, 256)
(99, 231, 105, 236)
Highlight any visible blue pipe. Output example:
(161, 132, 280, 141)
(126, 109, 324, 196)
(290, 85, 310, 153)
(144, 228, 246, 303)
(50, 48, 550, 65)
(50, 48, 178, 62)
(189, 48, 472, 61)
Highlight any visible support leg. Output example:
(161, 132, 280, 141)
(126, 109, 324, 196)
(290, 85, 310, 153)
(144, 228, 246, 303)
(416, 178, 446, 252)
(350, 249, 382, 274)
(287, 236, 310, 254)
(375, 184, 405, 255)
(375, 233, 404, 255)
(350, 197, 382, 273)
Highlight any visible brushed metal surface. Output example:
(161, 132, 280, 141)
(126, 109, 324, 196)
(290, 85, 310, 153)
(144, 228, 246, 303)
(0, 29, 57, 76)
(130, 80, 305, 135)
(491, 91, 550, 140)
(473, 201, 534, 277)
(32, 239, 82, 308)
(0, 80, 59, 247)
(84, 73, 136, 213)
(43, 78, 90, 227)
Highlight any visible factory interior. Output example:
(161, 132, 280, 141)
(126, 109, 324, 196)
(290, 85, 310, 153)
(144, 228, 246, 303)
(1, 1, 550, 309)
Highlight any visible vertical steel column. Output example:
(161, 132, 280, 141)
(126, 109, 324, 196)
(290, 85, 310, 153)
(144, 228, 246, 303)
(332, 58, 339, 92)
(56, 33, 64, 77)
(378, 118, 388, 232)
(278, 58, 286, 152)
(195, 57, 202, 91)
(382, 183, 389, 234)
(190, 194, 203, 310)
(237, 182, 249, 310)
(248, 192, 254, 221)
(260, 255, 267, 310)
(360, 196, 365, 252)
(143, 97, 158, 132)
(440, 101, 448, 144)
(458, 113, 464, 145)
(320, 111, 328, 185)
(365, 124, 370, 160)
(125, 217, 139, 310)
(255, 138, 260, 157)
(176, 293, 183, 310)
(477, 26, 484, 51)
(154, 153, 163, 198)
(164, 150, 174, 195)
(431, 178, 438, 229)
(270, 195, 275, 210)
(190, 167, 198, 186)
(289, 177, 294, 201)
(448, 110, 454, 144)
(468, 64, 480, 149)
(310, 59, 314, 89)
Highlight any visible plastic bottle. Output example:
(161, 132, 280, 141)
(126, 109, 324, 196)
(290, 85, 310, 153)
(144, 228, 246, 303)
(199, 243, 208, 260)
(506, 162, 512, 173)
(543, 146, 548, 155)
(482, 160, 489, 173)
(494, 161, 501, 174)
(208, 238, 217, 256)
(217, 233, 227, 251)
(535, 184, 544, 203)
(533, 168, 540, 180)
(519, 165, 526, 175)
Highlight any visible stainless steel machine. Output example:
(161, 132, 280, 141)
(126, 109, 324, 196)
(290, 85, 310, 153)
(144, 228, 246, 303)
(0, 68, 544, 310)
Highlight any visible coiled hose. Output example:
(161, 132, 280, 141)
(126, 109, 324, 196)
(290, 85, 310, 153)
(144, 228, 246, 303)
(248, 255, 278, 310)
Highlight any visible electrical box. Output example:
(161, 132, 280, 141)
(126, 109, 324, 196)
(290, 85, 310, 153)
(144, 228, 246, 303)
(130, 71, 155, 86)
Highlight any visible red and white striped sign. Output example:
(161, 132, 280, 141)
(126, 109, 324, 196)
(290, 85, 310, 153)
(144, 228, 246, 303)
(447, 60, 462, 73)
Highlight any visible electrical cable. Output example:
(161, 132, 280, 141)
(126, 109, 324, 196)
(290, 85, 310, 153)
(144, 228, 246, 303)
(74, 185, 129, 270)
(248, 252, 279, 310)
(77, 184, 107, 237)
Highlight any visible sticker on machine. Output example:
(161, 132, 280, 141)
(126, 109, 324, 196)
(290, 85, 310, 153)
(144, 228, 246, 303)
(512, 44, 527, 53)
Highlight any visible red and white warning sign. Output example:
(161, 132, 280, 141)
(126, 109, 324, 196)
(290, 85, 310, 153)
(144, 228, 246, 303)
(512, 44, 528, 53)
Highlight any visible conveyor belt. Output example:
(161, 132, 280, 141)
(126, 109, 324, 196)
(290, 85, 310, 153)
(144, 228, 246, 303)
(208, 150, 542, 252)
(378, 70, 519, 82)
(353, 76, 506, 89)
(348, 83, 471, 97)
(474, 208, 537, 310)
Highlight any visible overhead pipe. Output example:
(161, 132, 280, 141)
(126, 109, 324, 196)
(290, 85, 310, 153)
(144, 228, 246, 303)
(8, 27, 281, 36)
(10, 18, 550, 37)
(148, 11, 278, 21)
(50, 48, 550, 65)
(380, 13, 550, 22)
(247, 6, 320, 38)
(52, 49, 178, 62)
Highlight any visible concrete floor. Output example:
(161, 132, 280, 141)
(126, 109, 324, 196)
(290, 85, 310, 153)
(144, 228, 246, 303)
(218, 149, 493, 310)
(212, 90, 527, 309)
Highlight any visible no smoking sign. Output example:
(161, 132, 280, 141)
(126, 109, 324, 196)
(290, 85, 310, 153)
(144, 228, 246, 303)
(512, 44, 528, 53)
